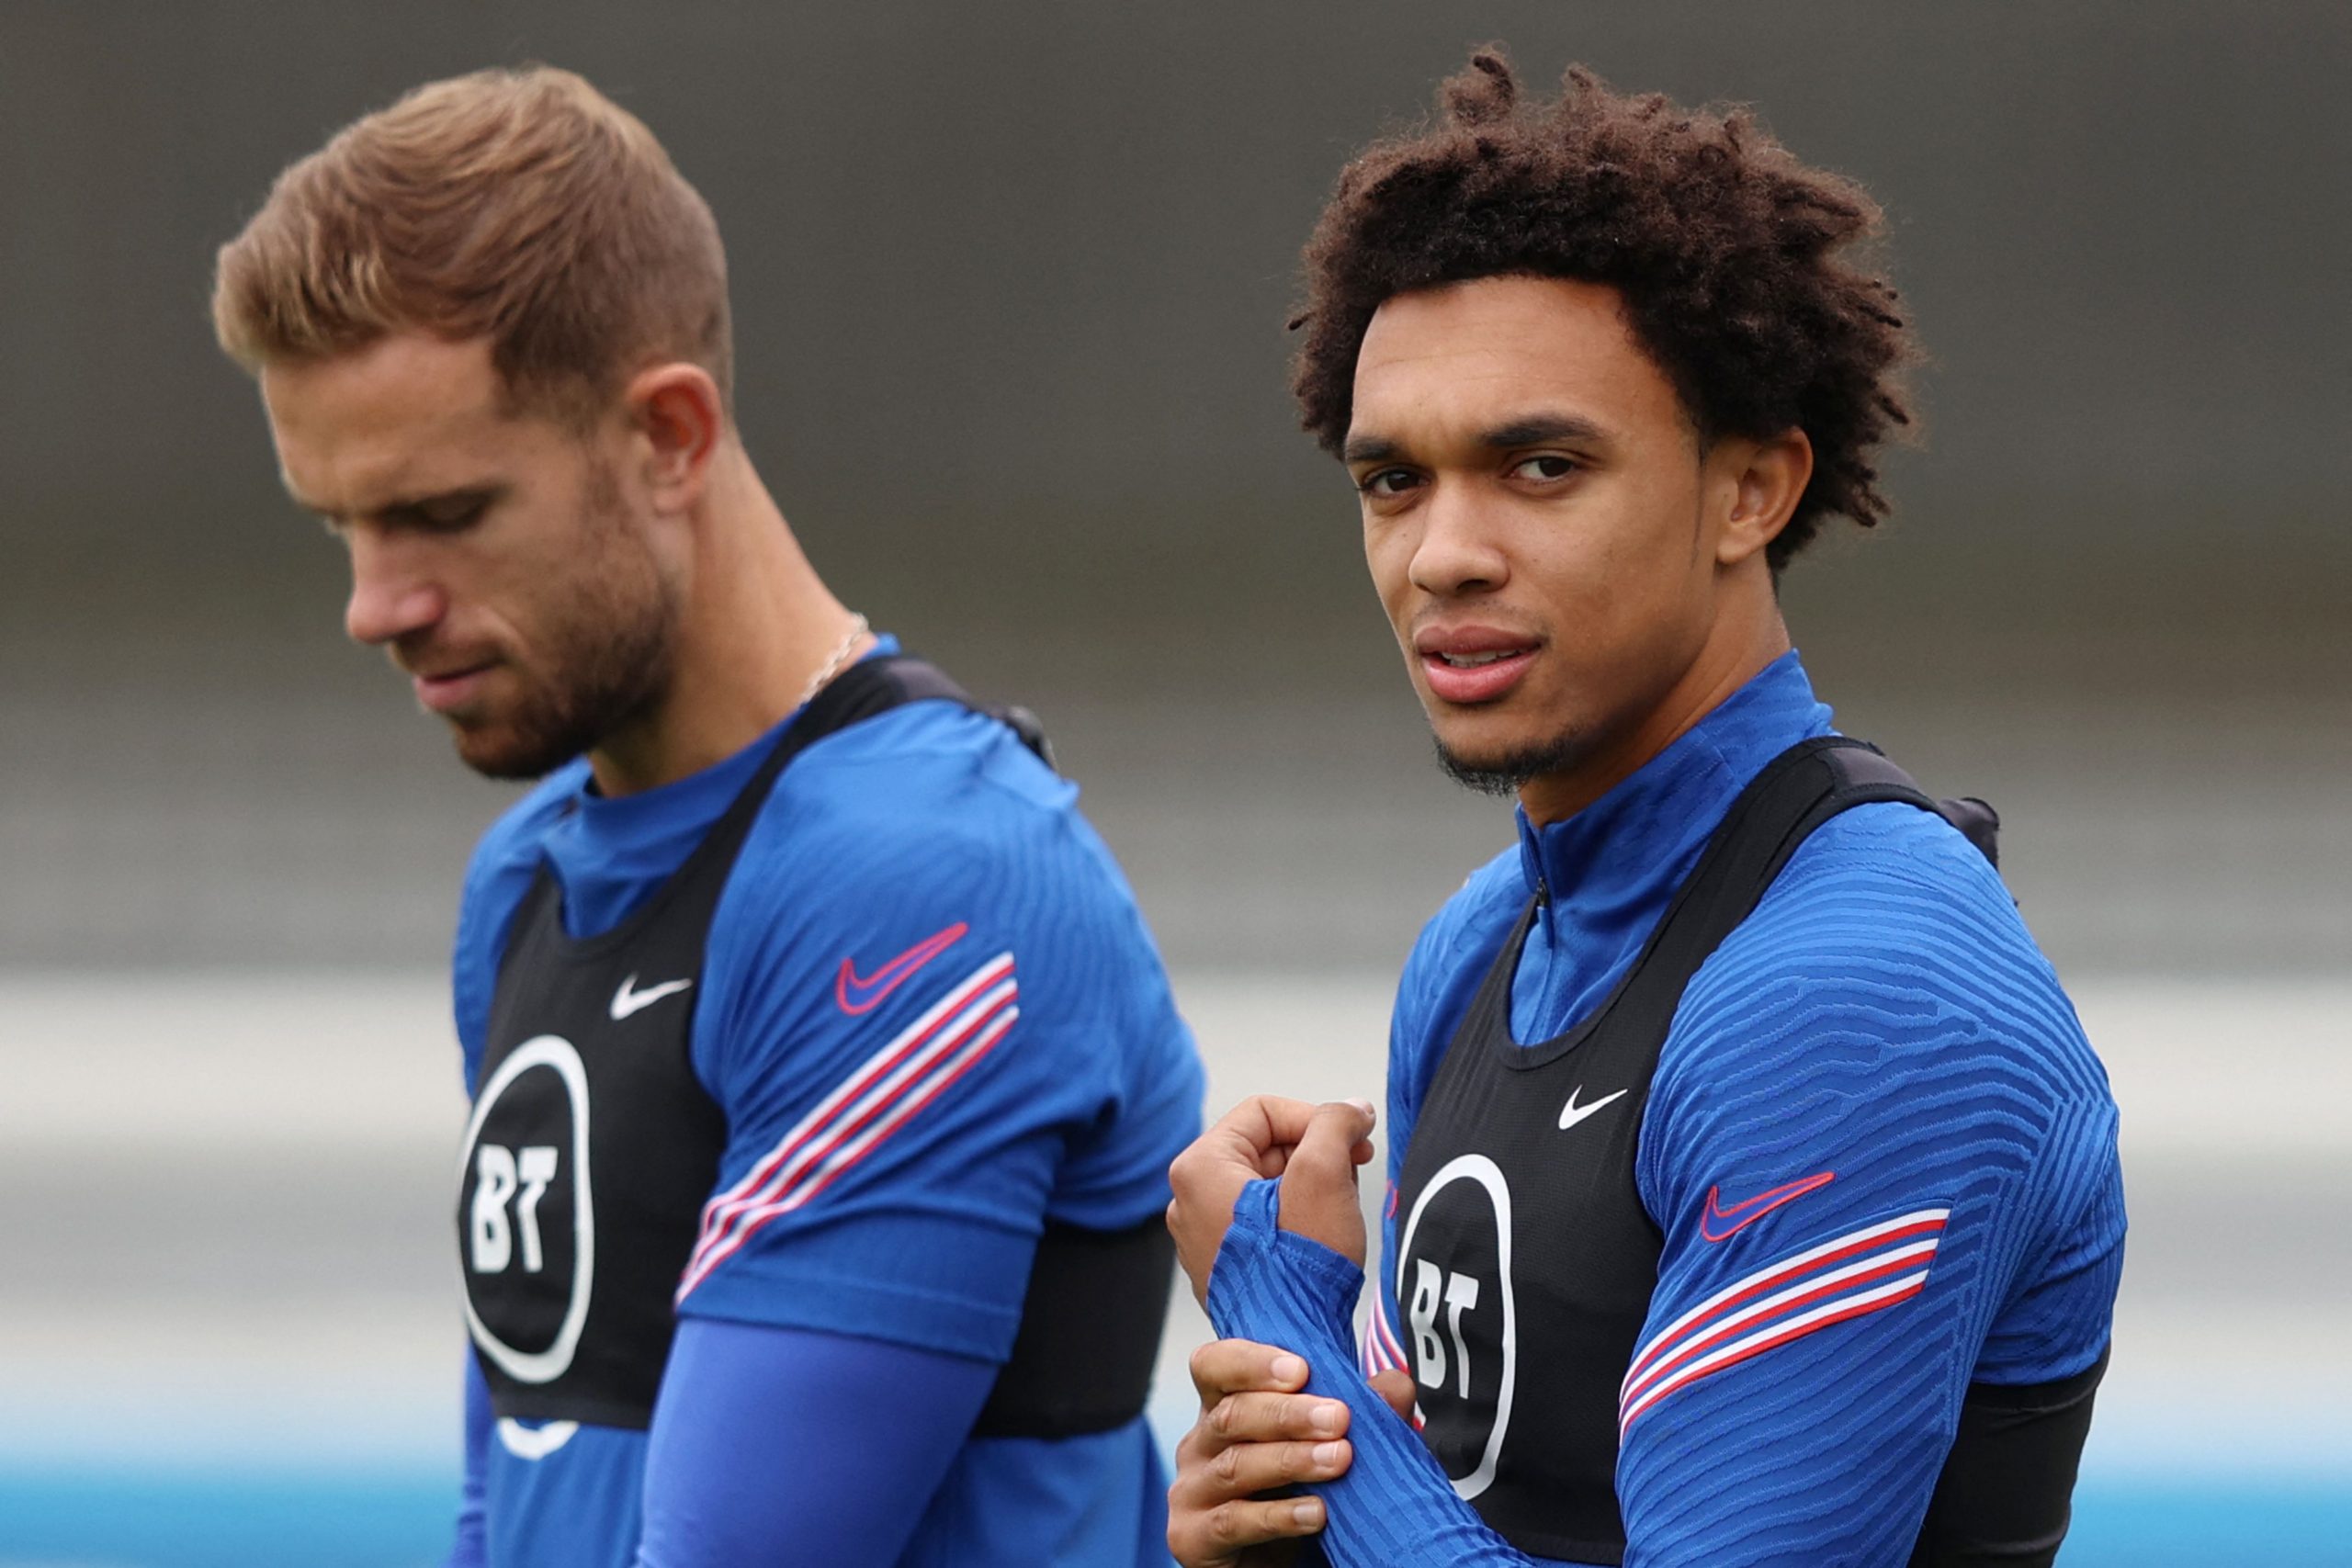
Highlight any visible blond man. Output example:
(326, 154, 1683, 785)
(215, 67, 1202, 1568)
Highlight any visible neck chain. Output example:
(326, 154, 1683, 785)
(795, 613, 871, 708)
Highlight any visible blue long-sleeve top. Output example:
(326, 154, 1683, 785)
(1207, 651, 2124, 1566)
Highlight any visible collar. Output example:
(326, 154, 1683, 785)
(1512, 650, 1834, 920)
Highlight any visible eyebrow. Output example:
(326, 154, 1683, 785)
(1341, 412, 1609, 466)
(295, 483, 503, 526)
(1482, 413, 1607, 448)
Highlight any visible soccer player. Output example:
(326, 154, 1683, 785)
(1162, 53, 2123, 1567)
(211, 67, 1203, 1568)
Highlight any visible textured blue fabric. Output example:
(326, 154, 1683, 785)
(1212, 1181, 1544, 1565)
(446, 639, 1202, 1568)
(632, 1319, 994, 1568)
(445, 1356, 490, 1568)
(1212, 652, 2125, 1566)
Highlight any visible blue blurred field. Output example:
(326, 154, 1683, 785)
(0, 1468, 2343, 1567)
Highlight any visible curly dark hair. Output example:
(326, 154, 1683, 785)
(1292, 51, 1917, 570)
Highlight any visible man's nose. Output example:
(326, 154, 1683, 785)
(342, 533, 446, 647)
(1408, 483, 1510, 599)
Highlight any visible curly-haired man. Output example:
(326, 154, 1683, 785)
(1165, 53, 2122, 1568)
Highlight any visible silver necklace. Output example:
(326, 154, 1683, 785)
(795, 613, 870, 707)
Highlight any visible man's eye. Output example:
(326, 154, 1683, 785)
(1512, 455, 1577, 481)
(1359, 468, 1421, 499)
(419, 498, 489, 531)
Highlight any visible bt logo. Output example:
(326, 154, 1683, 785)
(1408, 1258, 1484, 1400)
(469, 1143, 561, 1274)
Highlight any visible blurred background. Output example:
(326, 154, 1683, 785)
(3, 2, 2346, 1562)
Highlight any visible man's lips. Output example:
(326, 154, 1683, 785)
(410, 661, 496, 714)
(1415, 626, 1540, 705)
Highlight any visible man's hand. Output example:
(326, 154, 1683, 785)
(1276, 1100, 1377, 1267)
(1167, 1341, 1424, 1568)
(1167, 1097, 1377, 1303)
(1168, 1339, 1348, 1567)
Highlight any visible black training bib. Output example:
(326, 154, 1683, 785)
(457, 655, 1171, 1435)
(458, 682, 807, 1427)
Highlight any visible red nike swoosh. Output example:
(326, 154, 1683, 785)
(835, 921, 970, 1015)
(1701, 1171, 1836, 1243)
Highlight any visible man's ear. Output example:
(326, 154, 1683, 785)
(1715, 427, 1815, 568)
(624, 362, 725, 513)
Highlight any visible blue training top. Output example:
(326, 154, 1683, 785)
(447, 639, 1204, 1568)
(1208, 651, 2125, 1566)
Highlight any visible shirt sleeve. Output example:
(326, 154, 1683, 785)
(1209, 1181, 1552, 1567)
(1616, 826, 2124, 1564)
(632, 1318, 996, 1568)
(672, 725, 1200, 1362)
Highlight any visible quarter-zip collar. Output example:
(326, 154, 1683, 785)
(1507, 649, 1834, 1043)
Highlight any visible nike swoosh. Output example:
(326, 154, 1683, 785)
(836, 921, 970, 1015)
(1557, 1085, 1629, 1131)
(610, 975, 694, 1021)
(496, 1418, 579, 1461)
(1701, 1170, 1837, 1243)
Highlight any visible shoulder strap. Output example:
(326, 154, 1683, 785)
(1553, 736, 1998, 1062)
(690, 652, 1053, 869)
(802, 654, 1056, 771)
(1633, 736, 1994, 998)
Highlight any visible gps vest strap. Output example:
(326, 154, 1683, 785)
(460, 653, 1159, 1437)
(1391, 736, 2092, 1564)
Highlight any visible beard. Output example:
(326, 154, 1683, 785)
(1432, 723, 1596, 798)
(447, 468, 680, 781)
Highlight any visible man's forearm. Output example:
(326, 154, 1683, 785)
(634, 1318, 995, 1567)
(1207, 1181, 1547, 1568)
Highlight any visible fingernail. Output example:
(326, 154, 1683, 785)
(1292, 1498, 1324, 1527)
(1312, 1440, 1344, 1467)
(1310, 1402, 1343, 1435)
(1346, 1098, 1375, 1118)
(1271, 1353, 1307, 1385)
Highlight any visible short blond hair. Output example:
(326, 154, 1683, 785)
(213, 65, 731, 423)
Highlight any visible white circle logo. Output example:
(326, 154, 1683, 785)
(457, 1034, 595, 1385)
(1396, 1153, 1518, 1500)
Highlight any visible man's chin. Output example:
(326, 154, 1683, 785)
(1431, 723, 1591, 799)
(447, 716, 582, 783)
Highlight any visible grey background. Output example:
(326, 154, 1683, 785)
(4, 0, 2347, 976)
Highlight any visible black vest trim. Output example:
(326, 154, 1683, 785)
(971, 1218, 1177, 1438)
(462, 654, 1158, 1437)
(1391, 736, 2008, 1563)
(1908, 1348, 2109, 1567)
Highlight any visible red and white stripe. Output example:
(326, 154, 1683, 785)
(1361, 1293, 1408, 1379)
(1617, 1206, 1949, 1434)
(674, 952, 1019, 1303)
